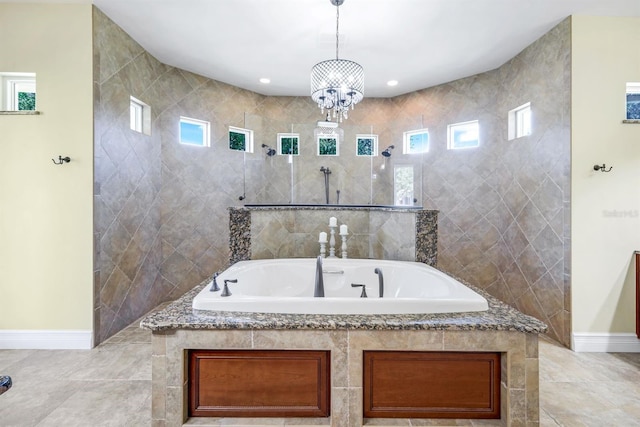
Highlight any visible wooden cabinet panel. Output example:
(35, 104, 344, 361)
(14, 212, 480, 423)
(363, 351, 500, 419)
(189, 350, 330, 417)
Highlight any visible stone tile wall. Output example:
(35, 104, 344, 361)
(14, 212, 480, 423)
(94, 6, 570, 346)
(93, 8, 164, 343)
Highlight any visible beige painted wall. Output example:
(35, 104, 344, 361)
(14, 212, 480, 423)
(571, 16, 640, 334)
(0, 4, 94, 330)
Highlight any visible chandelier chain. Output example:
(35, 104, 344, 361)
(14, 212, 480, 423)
(310, 0, 364, 122)
(335, 4, 339, 60)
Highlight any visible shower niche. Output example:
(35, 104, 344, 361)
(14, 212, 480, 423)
(238, 113, 424, 207)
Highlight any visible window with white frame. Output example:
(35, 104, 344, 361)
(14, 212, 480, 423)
(277, 133, 300, 155)
(130, 100, 142, 132)
(228, 126, 254, 152)
(508, 102, 531, 140)
(394, 165, 414, 206)
(626, 82, 640, 120)
(402, 129, 429, 154)
(1, 72, 36, 111)
(180, 116, 210, 147)
(448, 120, 479, 149)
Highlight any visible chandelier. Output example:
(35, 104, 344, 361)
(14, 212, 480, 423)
(310, 0, 364, 122)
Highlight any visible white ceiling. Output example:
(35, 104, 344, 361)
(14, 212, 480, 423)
(92, 0, 640, 98)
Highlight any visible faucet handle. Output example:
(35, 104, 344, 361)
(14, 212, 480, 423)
(221, 279, 237, 297)
(210, 272, 221, 292)
(351, 283, 368, 298)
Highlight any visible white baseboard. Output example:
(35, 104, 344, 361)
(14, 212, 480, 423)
(572, 332, 640, 352)
(0, 330, 93, 350)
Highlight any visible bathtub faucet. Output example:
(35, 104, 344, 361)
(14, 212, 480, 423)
(314, 256, 325, 297)
(210, 272, 220, 292)
(374, 268, 384, 298)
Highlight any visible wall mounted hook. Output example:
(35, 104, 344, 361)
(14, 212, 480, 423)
(52, 156, 71, 165)
(593, 163, 612, 172)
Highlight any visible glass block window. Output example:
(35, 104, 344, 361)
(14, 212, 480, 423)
(626, 82, 640, 120)
(403, 129, 429, 154)
(229, 126, 254, 152)
(508, 102, 531, 140)
(448, 120, 479, 149)
(180, 116, 210, 147)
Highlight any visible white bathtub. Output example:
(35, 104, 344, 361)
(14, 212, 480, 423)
(192, 258, 488, 315)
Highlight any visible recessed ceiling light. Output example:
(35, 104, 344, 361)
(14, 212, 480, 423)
(259, 78, 271, 84)
(387, 80, 398, 87)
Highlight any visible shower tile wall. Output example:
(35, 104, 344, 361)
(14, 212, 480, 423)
(93, 5, 570, 346)
(94, 8, 162, 343)
(93, 8, 269, 342)
(249, 209, 418, 261)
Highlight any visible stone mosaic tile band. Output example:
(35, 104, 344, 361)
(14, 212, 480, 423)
(416, 209, 438, 266)
(229, 206, 438, 267)
(229, 208, 251, 265)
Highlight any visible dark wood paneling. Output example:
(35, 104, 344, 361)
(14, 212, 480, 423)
(189, 350, 330, 417)
(363, 351, 501, 419)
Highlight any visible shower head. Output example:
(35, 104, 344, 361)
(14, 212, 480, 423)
(381, 145, 395, 157)
(261, 144, 276, 157)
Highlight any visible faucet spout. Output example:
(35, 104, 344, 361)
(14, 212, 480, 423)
(314, 256, 325, 297)
(374, 268, 384, 298)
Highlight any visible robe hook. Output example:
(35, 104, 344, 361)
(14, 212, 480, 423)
(593, 163, 612, 173)
(52, 156, 71, 165)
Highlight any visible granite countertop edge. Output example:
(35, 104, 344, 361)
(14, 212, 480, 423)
(140, 277, 548, 335)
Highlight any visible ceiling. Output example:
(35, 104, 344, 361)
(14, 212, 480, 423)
(92, 0, 640, 98)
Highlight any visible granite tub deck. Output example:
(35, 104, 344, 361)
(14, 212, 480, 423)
(142, 281, 547, 427)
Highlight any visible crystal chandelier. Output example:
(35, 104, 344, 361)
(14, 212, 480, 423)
(310, 0, 364, 122)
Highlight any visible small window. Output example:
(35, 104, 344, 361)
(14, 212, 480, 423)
(394, 165, 414, 206)
(130, 96, 151, 135)
(403, 129, 429, 154)
(229, 126, 253, 152)
(180, 116, 210, 147)
(1, 72, 36, 111)
(626, 82, 640, 120)
(317, 134, 339, 156)
(508, 102, 531, 140)
(448, 120, 479, 149)
(356, 134, 378, 156)
(277, 133, 300, 155)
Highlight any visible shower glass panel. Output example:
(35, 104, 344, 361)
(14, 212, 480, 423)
(240, 113, 424, 207)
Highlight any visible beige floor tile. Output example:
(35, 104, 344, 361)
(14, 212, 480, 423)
(67, 342, 151, 381)
(0, 379, 83, 426)
(35, 380, 151, 427)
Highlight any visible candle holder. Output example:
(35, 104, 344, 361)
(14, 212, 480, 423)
(328, 225, 337, 258)
(319, 240, 327, 258)
(340, 230, 348, 259)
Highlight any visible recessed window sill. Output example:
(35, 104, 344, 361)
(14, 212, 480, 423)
(623, 119, 640, 124)
(0, 110, 41, 115)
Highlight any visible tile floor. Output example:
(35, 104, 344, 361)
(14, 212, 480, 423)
(1, 324, 639, 426)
